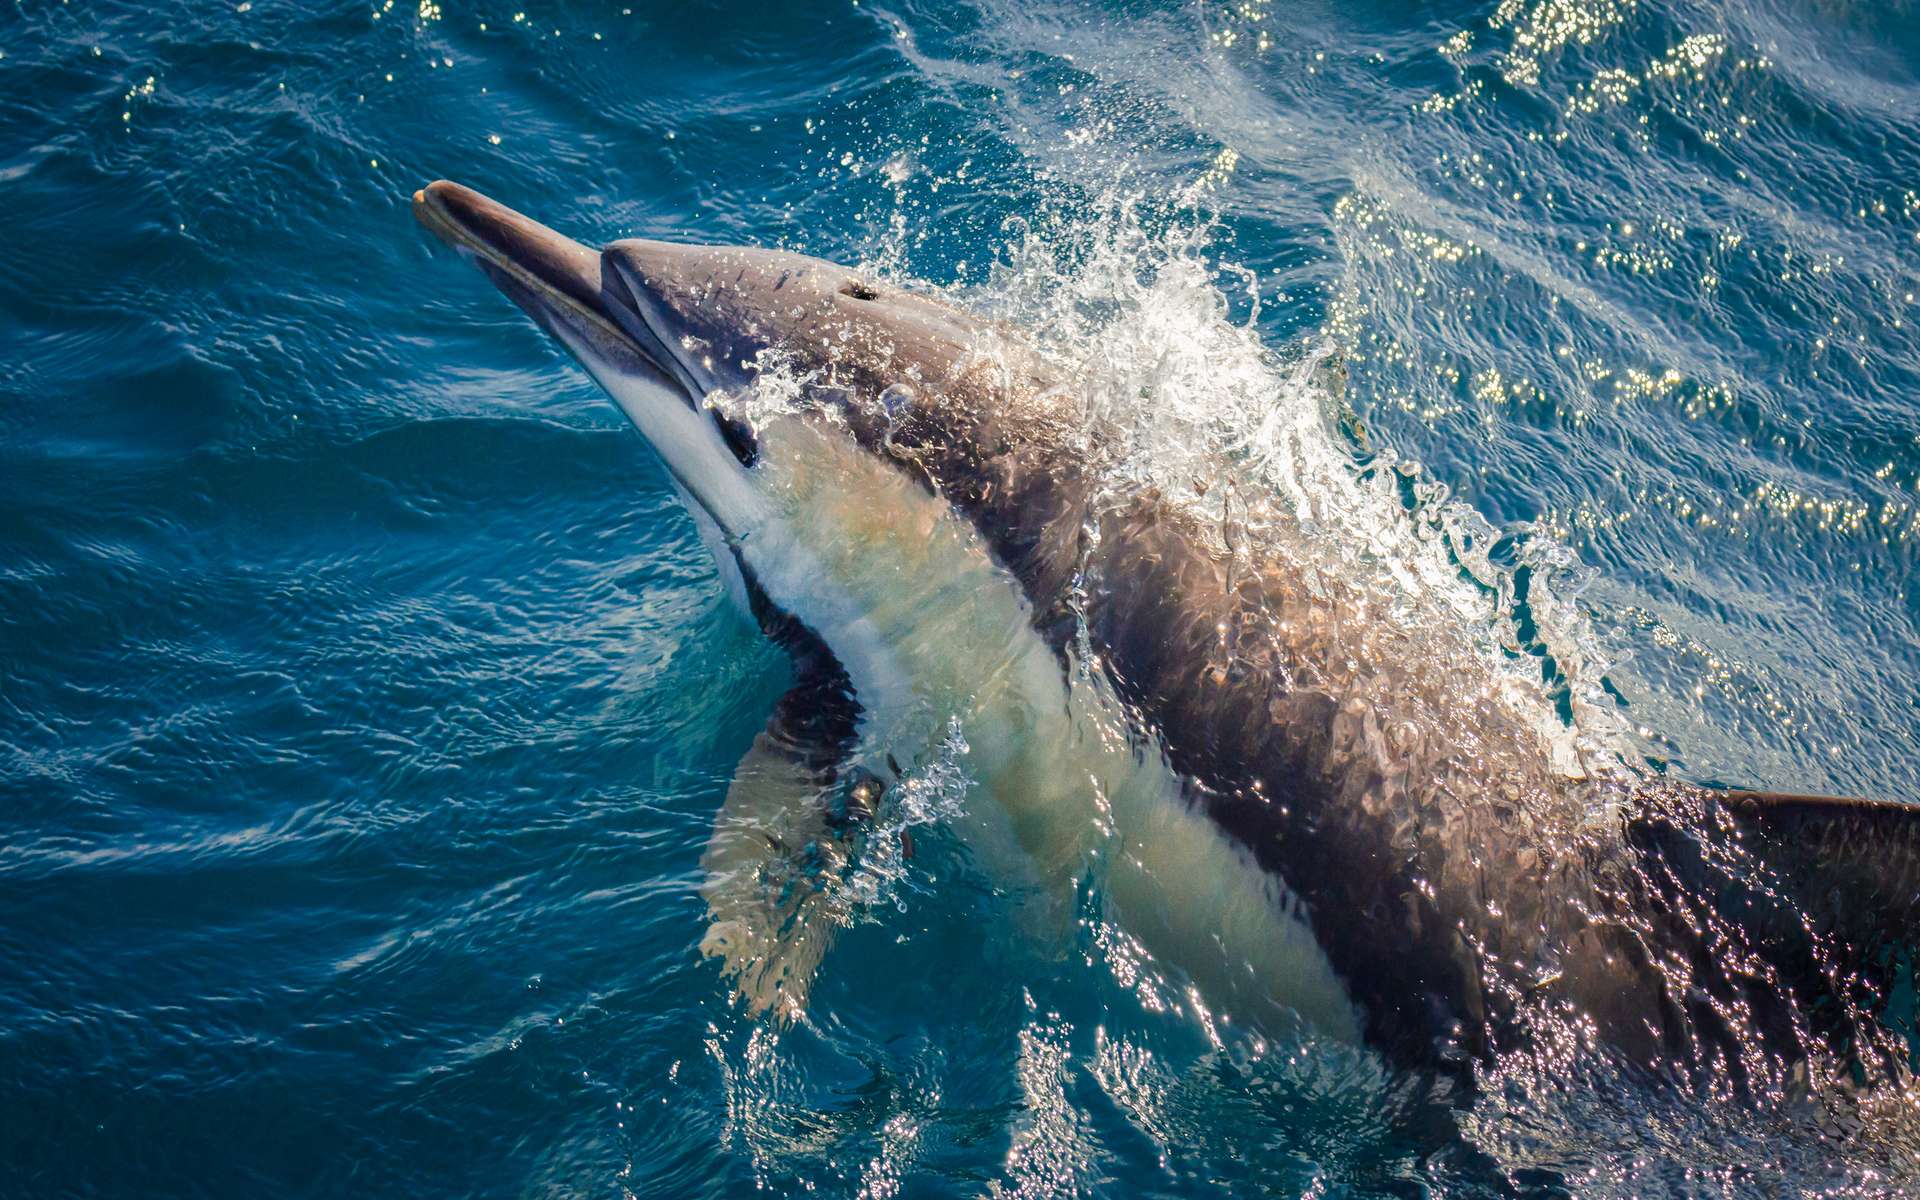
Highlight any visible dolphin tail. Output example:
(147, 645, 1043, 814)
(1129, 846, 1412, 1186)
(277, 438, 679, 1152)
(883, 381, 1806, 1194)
(1716, 790, 1920, 949)
(1626, 786, 1919, 1077)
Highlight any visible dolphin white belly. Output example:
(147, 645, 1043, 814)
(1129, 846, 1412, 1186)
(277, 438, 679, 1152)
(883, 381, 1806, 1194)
(717, 412, 1363, 1043)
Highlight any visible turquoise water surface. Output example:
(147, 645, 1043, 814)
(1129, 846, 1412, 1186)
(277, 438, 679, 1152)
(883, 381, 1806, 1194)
(4, 0, 1919, 1195)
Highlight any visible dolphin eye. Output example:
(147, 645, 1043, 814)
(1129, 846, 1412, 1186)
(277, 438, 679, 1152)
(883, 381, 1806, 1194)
(840, 279, 879, 301)
(710, 409, 758, 468)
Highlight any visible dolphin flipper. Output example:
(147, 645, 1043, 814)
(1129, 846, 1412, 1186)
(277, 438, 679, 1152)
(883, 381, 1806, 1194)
(698, 638, 865, 1021)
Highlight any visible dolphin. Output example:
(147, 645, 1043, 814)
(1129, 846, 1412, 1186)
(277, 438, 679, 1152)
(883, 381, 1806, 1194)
(411, 180, 1917, 1094)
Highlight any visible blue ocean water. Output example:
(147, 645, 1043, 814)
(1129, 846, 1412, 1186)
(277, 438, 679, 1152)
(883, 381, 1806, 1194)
(3, 0, 1918, 1195)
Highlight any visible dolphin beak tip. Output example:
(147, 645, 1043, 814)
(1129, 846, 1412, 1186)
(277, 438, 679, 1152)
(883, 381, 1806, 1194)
(410, 180, 643, 372)
(412, 175, 491, 253)
(412, 180, 449, 243)
(415, 178, 464, 206)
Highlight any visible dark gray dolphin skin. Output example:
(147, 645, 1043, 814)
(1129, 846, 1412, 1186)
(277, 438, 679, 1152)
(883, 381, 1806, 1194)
(412, 180, 1917, 1092)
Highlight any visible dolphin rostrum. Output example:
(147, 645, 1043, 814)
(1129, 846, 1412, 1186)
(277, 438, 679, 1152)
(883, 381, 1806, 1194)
(412, 179, 1916, 1095)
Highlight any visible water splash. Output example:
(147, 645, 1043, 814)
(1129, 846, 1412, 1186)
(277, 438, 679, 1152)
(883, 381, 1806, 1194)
(971, 182, 1631, 805)
(847, 717, 975, 914)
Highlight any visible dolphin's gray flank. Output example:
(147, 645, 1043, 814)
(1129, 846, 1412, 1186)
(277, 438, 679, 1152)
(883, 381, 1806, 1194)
(412, 180, 1917, 1089)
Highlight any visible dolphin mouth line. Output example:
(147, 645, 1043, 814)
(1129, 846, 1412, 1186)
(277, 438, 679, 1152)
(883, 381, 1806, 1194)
(412, 180, 698, 396)
(414, 179, 760, 468)
(412, 184, 634, 356)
